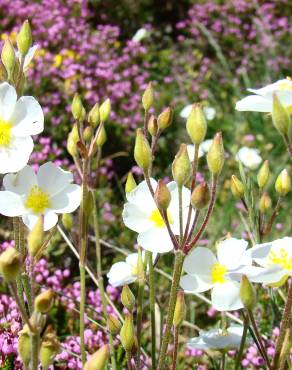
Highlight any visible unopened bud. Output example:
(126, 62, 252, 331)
(83, 126, 93, 142)
(17, 20, 32, 56)
(240, 275, 256, 311)
(172, 144, 191, 187)
(120, 314, 135, 352)
(99, 98, 111, 122)
(96, 125, 107, 147)
(191, 181, 210, 209)
(107, 315, 122, 335)
(40, 334, 60, 370)
(173, 291, 185, 327)
(121, 285, 135, 312)
(1, 39, 15, 78)
(27, 217, 44, 257)
(62, 213, 73, 230)
(67, 133, 78, 157)
(231, 175, 245, 198)
(35, 289, 54, 313)
(0, 61, 7, 80)
(134, 128, 152, 174)
(72, 94, 83, 121)
(158, 107, 173, 131)
(275, 169, 291, 196)
(154, 180, 171, 210)
(125, 172, 137, 193)
(257, 160, 270, 189)
(88, 103, 100, 127)
(207, 132, 224, 175)
(259, 192, 272, 214)
(84, 345, 110, 370)
(148, 115, 158, 136)
(272, 93, 290, 136)
(142, 82, 154, 111)
(18, 325, 31, 368)
(186, 104, 207, 145)
(0, 247, 22, 282)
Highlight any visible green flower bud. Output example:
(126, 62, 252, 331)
(230, 175, 245, 198)
(17, 20, 32, 56)
(71, 124, 80, 141)
(186, 103, 207, 145)
(120, 314, 135, 352)
(40, 333, 60, 370)
(96, 125, 107, 147)
(67, 132, 78, 157)
(158, 107, 173, 131)
(121, 285, 135, 312)
(18, 325, 31, 368)
(272, 93, 291, 136)
(125, 172, 137, 193)
(35, 289, 54, 313)
(1, 39, 15, 78)
(88, 103, 100, 127)
(240, 275, 256, 311)
(99, 98, 111, 122)
(257, 160, 270, 189)
(72, 93, 83, 121)
(207, 132, 224, 175)
(154, 180, 171, 210)
(191, 181, 210, 209)
(134, 128, 152, 174)
(147, 115, 158, 136)
(107, 315, 122, 335)
(259, 192, 272, 214)
(275, 169, 291, 196)
(62, 213, 73, 230)
(27, 216, 44, 257)
(142, 82, 154, 111)
(84, 345, 110, 370)
(172, 144, 191, 187)
(0, 247, 22, 282)
(173, 291, 185, 327)
(83, 126, 93, 142)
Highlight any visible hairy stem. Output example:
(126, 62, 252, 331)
(171, 326, 179, 370)
(147, 251, 156, 369)
(234, 312, 249, 370)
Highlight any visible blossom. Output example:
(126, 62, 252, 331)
(122, 179, 191, 253)
(187, 326, 243, 350)
(236, 147, 262, 170)
(180, 104, 216, 120)
(187, 139, 213, 160)
(132, 28, 148, 42)
(180, 238, 254, 311)
(0, 82, 44, 173)
(235, 78, 292, 113)
(0, 162, 81, 230)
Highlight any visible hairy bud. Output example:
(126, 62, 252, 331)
(18, 325, 31, 368)
(259, 192, 272, 214)
(148, 115, 158, 136)
(207, 132, 224, 175)
(154, 180, 171, 210)
(40, 333, 60, 370)
(191, 182, 210, 209)
(134, 128, 152, 174)
(1, 39, 15, 78)
(257, 160, 270, 189)
(35, 289, 54, 313)
(84, 345, 110, 370)
(71, 94, 83, 121)
(120, 314, 135, 352)
(272, 93, 290, 136)
(107, 315, 122, 336)
(96, 125, 107, 147)
(88, 103, 100, 127)
(121, 285, 135, 312)
(17, 20, 32, 56)
(99, 98, 111, 122)
(158, 107, 173, 131)
(240, 275, 256, 311)
(125, 172, 137, 193)
(27, 216, 44, 257)
(0, 247, 22, 282)
(172, 144, 191, 187)
(275, 169, 291, 196)
(142, 82, 154, 111)
(230, 175, 245, 198)
(186, 104, 207, 145)
(173, 291, 185, 327)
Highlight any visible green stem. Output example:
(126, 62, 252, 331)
(221, 351, 226, 370)
(30, 332, 39, 370)
(136, 256, 145, 370)
(79, 264, 86, 365)
(147, 251, 156, 369)
(178, 186, 183, 244)
(157, 251, 185, 370)
(171, 326, 179, 370)
(10, 283, 34, 333)
(126, 350, 134, 370)
(234, 313, 249, 370)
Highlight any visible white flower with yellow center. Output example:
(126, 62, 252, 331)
(122, 179, 191, 253)
(236, 147, 262, 170)
(0, 82, 43, 173)
(0, 162, 81, 230)
(235, 78, 292, 113)
(180, 238, 253, 311)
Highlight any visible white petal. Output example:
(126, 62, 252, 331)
(23, 45, 38, 71)
(0, 191, 25, 216)
(0, 135, 33, 174)
(37, 162, 73, 196)
(187, 336, 209, 350)
(217, 238, 250, 270)
(50, 184, 81, 214)
(22, 210, 58, 231)
(249, 266, 286, 284)
(126, 178, 157, 210)
(183, 247, 216, 280)
(107, 261, 136, 287)
(235, 95, 272, 112)
(3, 165, 37, 194)
(211, 281, 243, 311)
(137, 227, 174, 253)
(227, 265, 266, 282)
(180, 104, 192, 119)
(248, 242, 273, 267)
(0, 82, 17, 121)
(202, 326, 243, 349)
(125, 253, 139, 267)
(122, 202, 153, 233)
(187, 144, 204, 160)
(180, 274, 212, 293)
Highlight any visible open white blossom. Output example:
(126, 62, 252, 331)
(122, 179, 192, 253)
(236, 147, 262, 170)
(0, 82, 44, 173)
(235, 78, 292, 113)
(16, 45, 38, 72)
(132, 28, 148, 42)
(180, 104, 216, 120)
(187, 326, 243, 350)
(187, 139, 213, 160)
(0, 162, 81, 230)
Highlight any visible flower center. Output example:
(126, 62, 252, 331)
(25, 186, 50, 214)
(210, 263, 227, 284)
(268, 248, 292, 271)
(149, 209, 173, 228)
(0, 120, 12, 147)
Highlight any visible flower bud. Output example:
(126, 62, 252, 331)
(88, 103, 100, 127)
(259, 192, 272, 214)
(35, 289, 54, 313)
(173, 291, 185, 327)
(230, 175, 245, 198)
(18, 325, 31, 368)
(207, 132, 224, 175)
(71, 124, 80, 141)
(99, 98, 111, 122)
(84, 345, 110, 370)
(67, 132, 78, 157)
(172, 144, 191, 187)
(0, 247, 22, 282)
(191, 181, 210, 209)
(275, 169, 291, 196)
(62, 213, 73, 230)
(257, 160, 270, 189)
(72, 94, 83, 121)
(121, 285, 135, 312)
(134, 128, 152, 174)
(272, 93, 290, 136)
(107, 315, 122, 335)
(83, 126, 93, 142)
(240, 275, 256, 311)
(158, 107, 173, 131)
(142, 82, 154, 111)
(1, 39, 15, 78)
(17, 20, 32, 56)
(96, 125, 107, 147)
(154, 180, 171, 210)
(125, 172, 137, 193)
(120, 314, 135, 352)
(40, 333, 60, 370)
(148, 115, 158, 136)
(186, 104, 207, 145)
(27, 216, 44, 257)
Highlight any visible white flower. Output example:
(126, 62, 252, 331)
(16, 45, 38, 72)
(180, 238, 253, 311)
(180, 104, 216, 120)
(122, 179, 192, 253)
(0, 162, 81, 230)
(132, 28, 148, 42)
(0, 82, 44, 173)
(235, 78, 292, 113)
(107, 252, 157, 287)
(236, 147, 262, 170)
(187, 326, 243, 350)
(187, 139, 213, 160)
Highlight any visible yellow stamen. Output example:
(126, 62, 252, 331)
(149, 209, 173, 228)
(25, 186, 50, 214)
(0, 120, 12, 147)
(268, 248, 292, 271)
(210, 263, 227, 284)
